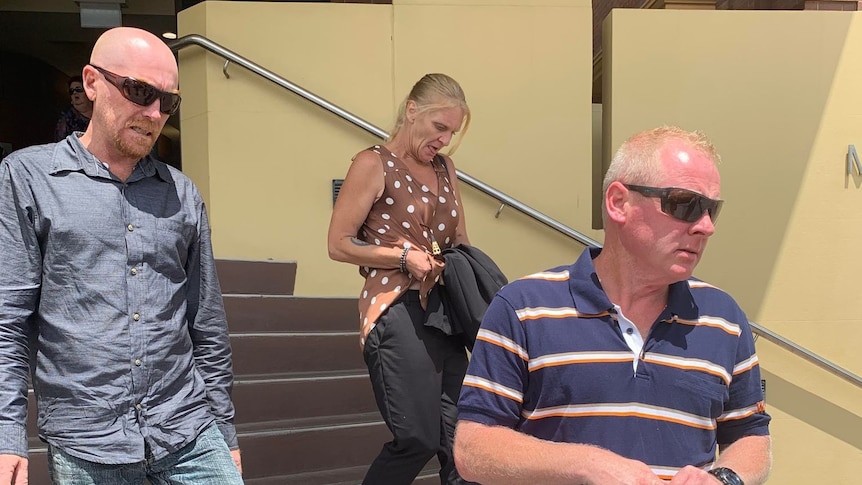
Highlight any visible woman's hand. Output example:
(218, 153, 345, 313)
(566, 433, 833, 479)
(404, 249, 434, 281)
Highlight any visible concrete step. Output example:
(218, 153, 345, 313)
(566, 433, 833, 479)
(233, 370, 376, 425)
(230, 332, 364, 376)
(224, 294, 358, 333)
(237, 413, 391, 480)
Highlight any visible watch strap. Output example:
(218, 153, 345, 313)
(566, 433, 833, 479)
(708, 467, 745, 485)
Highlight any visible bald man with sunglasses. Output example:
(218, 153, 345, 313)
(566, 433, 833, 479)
(0, 27, 243, 484)
(454, 126, 771, 485)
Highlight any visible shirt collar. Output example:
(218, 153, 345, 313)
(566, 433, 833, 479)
(50, 134, 173, 184)
(567, 246, 699, 321)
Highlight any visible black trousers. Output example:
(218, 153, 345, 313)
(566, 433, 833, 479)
(362, 290, 471, 485)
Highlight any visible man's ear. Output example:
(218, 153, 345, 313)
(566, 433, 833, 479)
(81, 65, 98, 101)
(605, 181, 629, 224)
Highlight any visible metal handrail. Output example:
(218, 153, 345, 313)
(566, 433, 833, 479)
(749, 321, 862, 388)
(168, 34, 862, 389)
(168, 34, 602, 248)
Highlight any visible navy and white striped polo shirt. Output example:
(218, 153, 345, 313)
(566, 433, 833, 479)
(458, 247, 770, 480)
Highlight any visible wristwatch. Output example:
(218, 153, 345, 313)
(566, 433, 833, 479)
(708, 467, 745, 485)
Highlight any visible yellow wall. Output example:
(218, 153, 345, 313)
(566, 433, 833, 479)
(605, 10, 862, 482)
(177, 0, 597, 297)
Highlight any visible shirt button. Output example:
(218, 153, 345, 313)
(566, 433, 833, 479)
(127, 224, 134, 231)
(130, 268, 138, 276)
(133, 313, 140, 321)
(135, 403, 142, 411)
(134, 359, 142, 366)
(626, 328, 634, 335)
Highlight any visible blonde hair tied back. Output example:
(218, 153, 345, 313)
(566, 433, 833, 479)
(390, 73, 471, 155)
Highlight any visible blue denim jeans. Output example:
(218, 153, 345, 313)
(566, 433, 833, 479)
(47, 423, 242, 485)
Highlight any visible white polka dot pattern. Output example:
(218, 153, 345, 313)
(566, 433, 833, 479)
(354, 147, 463, 342)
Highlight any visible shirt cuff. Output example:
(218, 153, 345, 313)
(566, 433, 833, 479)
(0, 424, 29, 458)
(216, 421, 239, 450)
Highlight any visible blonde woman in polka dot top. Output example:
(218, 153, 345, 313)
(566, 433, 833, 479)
(328, 73, 474, 485)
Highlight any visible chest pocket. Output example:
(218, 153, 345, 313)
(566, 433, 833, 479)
(669, 371, 729, 419)
(154, 217, 196, 274)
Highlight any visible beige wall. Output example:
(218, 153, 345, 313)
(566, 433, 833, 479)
(604, 10, 862, 482)
(177, 0, 597, 297)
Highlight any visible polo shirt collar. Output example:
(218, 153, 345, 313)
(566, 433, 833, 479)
(568, 247, 613, 315)
(568, 247, 699, 321)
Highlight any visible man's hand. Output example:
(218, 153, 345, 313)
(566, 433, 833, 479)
(230, 448, 242, 476)
(668, 465, 721, 484)
(0, 454, 28, 485)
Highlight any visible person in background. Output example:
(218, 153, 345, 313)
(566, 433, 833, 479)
(454, 126, 771, 485)
(328, 73, 474, 485)
(0, 27, 242, 485)
(54, 74, 93, 141)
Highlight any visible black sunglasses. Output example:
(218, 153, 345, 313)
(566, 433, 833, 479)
(68, 86, 85, 95)
(624, 184, 723, 223)
(90, 65, 181, 115)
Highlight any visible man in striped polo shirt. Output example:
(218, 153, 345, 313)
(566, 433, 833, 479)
(454, 126, 771, 485)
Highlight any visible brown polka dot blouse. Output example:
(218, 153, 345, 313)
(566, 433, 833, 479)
(355, 145, 462, 340)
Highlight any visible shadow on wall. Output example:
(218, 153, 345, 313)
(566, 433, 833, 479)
(0, 50, 69, 152)
(761, 368, 862, 452)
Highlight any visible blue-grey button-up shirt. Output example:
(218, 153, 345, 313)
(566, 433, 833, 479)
(0, 134, 237, 464)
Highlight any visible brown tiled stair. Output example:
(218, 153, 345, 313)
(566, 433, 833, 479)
(24, 259, 440, 484)
(220, 259, 441, 484)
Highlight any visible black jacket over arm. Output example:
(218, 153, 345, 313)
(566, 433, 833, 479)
(440, 245, 507, 350)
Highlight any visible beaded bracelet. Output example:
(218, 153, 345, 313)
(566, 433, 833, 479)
(399, 247, 410, 273)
